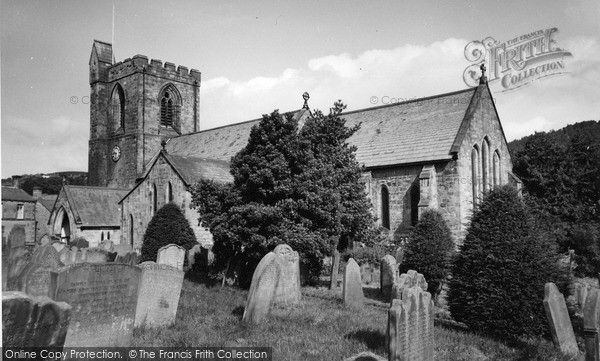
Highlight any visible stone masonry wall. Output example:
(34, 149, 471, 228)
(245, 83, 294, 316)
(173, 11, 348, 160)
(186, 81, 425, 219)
(120, 155, 212, 251)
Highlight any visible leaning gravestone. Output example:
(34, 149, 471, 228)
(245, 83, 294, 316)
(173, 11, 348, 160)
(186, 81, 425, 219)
(3, 291, 71, 347)
(543, 282, 578, 356)
(273, 244, 301, 306)
(584, 288, 600, 361)
(49, 263, 142, 347)
(19, 243, 64, 297)
(343, 258, 364, 308)
(157, 244, 186, 271)
(388, 278, 434, 361)
(243, 252, 280, 324)
(135, 262, 184, 327)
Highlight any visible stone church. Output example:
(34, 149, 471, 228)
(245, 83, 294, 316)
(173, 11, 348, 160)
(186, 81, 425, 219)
(49, 40, 521, 250)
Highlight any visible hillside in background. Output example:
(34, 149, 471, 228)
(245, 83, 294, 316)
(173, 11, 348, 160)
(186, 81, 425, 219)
(1, 172, 88, 195)
(508, 120, 600, 154)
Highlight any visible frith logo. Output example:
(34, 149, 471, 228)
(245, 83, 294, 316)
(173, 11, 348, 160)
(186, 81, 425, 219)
(463, 28, 572, 91)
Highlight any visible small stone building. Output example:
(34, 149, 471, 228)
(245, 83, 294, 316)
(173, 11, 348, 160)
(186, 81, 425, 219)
(2, 187, 37, 247)
(47, 185, 128, 247)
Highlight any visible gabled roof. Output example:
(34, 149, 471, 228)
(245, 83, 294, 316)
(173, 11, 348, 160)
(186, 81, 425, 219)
(166, 88, 478, 168)
(2, 187, 36, 202)
(91, 40, 114, 64)
(60, 185, 128, 227)
(39, 195, 58, 211)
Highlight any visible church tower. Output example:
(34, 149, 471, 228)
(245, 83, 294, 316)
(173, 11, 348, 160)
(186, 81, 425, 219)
(88, 40, 201, 188)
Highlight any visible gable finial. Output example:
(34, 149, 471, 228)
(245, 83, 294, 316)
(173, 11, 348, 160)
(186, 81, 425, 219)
(161, 139, 167, 151)
(302, 92, 310, 109)
(479, 63, 487, 84)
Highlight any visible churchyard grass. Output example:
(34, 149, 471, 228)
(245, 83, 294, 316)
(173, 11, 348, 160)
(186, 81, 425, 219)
(132, 279, 578, 361)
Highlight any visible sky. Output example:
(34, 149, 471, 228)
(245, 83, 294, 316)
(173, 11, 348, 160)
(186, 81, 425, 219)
(1, 0, 599, 177)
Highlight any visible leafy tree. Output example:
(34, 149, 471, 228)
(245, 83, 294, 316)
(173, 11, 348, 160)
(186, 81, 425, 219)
(399, 209, 454, 300)
(448, 185, 567, 339)
(191, 104, 378, 286)
(140, 203, 197, 265)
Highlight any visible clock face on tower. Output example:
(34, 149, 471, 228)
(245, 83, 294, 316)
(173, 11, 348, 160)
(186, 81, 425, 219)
(111, 145, 121, 162)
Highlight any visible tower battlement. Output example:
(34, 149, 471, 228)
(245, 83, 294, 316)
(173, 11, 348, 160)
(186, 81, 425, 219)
(108, 55, 201, 85)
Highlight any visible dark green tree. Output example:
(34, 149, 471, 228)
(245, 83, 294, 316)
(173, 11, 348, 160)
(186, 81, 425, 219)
(140, 203, 197, 264)
(399, 209, 454, 300)
(448, 185, 567, 339)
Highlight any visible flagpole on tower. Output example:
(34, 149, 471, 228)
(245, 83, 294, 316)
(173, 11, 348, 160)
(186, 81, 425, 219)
(111, 4, 115, 64)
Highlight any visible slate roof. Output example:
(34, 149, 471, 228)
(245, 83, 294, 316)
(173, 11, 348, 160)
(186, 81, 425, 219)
(38, 195, 58, 211)
(62, 185, 128, 227)
(92, 40, 113, 64)
(2, 187, 36, 202)
(165, 153, 233, 184)
(166, 88, 478, 168)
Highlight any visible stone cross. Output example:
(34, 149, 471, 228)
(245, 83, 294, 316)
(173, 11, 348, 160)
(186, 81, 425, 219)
(543, 283, 578, 356)
(343, 258, 364, 308)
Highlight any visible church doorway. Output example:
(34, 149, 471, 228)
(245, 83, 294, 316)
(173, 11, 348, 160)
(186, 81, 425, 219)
(54, 207, 71, 244)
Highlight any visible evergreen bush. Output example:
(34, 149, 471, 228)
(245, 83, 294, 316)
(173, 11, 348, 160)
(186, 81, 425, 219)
(399, 209, 454, 298)
(140, 203, 197, 264)
(448, 185, 567, 339)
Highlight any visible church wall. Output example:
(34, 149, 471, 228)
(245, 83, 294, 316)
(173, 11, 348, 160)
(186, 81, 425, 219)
(120, 155, 212, 252)
(432, 160, 464, 243)
(456, 87, 513, 244)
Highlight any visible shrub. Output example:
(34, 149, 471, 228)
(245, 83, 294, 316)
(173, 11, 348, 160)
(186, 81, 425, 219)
(399, 209, 454, 298)
(140, 203, 197, 264)
(567, 223, 600, 278)
(448, 185, 568, 339)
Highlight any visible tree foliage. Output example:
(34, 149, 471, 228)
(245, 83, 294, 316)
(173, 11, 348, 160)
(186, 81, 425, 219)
(399, 209, 454, 299)
(190, 102, 378, 286)
(140, 203, 197, 264)
(448, 185, 567, 339)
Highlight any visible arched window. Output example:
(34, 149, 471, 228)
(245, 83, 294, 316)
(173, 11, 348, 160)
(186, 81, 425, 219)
(482, 137, 490, 191)
(381, 185, 390, 229)
(101, 232, 104, 241)
(471, 145, 480, 205)
(110, 84, 125, 132)
(107, 231, 110, 240)
(129, 214, 134, 247)
(166, 182, 173, 203)
(152, 183, 158, 214)
(493, 150, 501, 187)
(158, 84, 181, 130)
(410, 182, 420, 226)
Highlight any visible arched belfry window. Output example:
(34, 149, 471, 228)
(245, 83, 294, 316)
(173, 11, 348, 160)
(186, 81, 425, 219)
(381, 185, 390, 230)
(482, 137, 491, 191)
(110, 84, 125, 132)
(158, 84, 181, 130)
(493, 150, 501, 187)
(471, 145, 480, 205)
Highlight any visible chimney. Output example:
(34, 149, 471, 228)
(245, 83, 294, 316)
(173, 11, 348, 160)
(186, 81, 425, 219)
(33, 187, 42, 198)
(12, 175, 22, 189)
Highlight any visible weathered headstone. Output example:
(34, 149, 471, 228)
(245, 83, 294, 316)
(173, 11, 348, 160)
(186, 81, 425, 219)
(243, 252, 280, 323)
(543, 282, 578, 355)
(343, 351, 386, 361)
(135, 262, 184, 327)
(86, 247, 110, 263)
(391, 270, 429, 303)
(578, 283, 590, 310)
(395, 246, 404, 266)
(584, 288, 600, 361)
(157, 244, 186, 270)
(49, 263, 142, 347)
(51, 241, 66, 253)
(329, 249, 341, 290)
(273, 244, 301, 306)
(3, 291, 71, 347)
(6, 246, 32, 290)
(388, 283, 434, 361)
(343, 258, 364, 308)
(40, 234, 51, 246)
(380, 255, 397, 297)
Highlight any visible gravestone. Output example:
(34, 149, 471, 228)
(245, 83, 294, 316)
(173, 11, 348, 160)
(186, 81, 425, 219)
(6, 246, 32, 290)
(8, 225, 26, 248)
(188, 244, 202, 269)
(577, 283, 590, 310)
(20, 244, 64, 297)
(243, 252, 280, 323)
(273, 244, 301, 306)
(543, 283, 578, 356)
(157, 244, 186, 271)
(584, 288, 600, 361)
(380, 255, 397, 297)
(391, 270, 429, 303)
(100, 239, 114, 252)
(40, 234, 51, 246)
(388, 283, 434, 361)
(49, 263, 142, 347)
(51, 241, 66, 253)
(395, 247, 404, 266)
(343, 258, 364, 308)
(343, 351, 386, 361)
(329, 249, 341, 290)
(3, 291, 71, 347)
(135, 262, 184, 327)
(86, 247, 110, 263)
